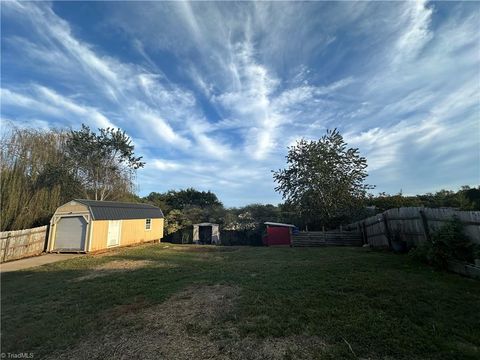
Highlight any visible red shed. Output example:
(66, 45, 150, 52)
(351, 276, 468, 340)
(263, 222, 296, 246)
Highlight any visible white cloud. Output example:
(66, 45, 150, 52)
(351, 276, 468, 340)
(1, 1, 218, 156)
(34, 86, 116, 129)
(1, 88, 63, 118)
(393, 0, 433, 64)
(1, 86, 116, 129)
(345, 120, 440, 172)
(134, 109, 191, 149)
(2, 0, 479, 204)
(150, 159, 183, 171)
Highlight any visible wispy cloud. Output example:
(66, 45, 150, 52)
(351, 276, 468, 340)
(1, 0, 479, 204)
(1, 0, 225, 155)
(1, 86, 115, 129)
(393, 0, 433, 64)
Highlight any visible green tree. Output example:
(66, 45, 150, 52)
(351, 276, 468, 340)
(462, 186, 480, 210)
(163, 188, 222, 209)
(66, 125, 145, 201)
(144, 192, 171, 213)
(0, 128, 84, 230)
(143, 188, 225, 240)
(144, 188, 222, 213)
(223, 204, 281, 230)
(368, 191, 422, 212)
(366, 186, 480, 212)
(273, 129, 373, 229)
(165, 209, 188, 235)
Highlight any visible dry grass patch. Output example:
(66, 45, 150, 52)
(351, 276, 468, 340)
(97, 260, 155, 270)
(48, 284, 238, 359)
(162, 245, 238, 253)
(48, 284, 327, 360)
(72, 260, 172, 282)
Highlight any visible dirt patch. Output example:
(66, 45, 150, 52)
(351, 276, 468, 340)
(48, 284, 327, 360)
(72, 260, 172, 281)
(162, 245, 238, 253)
(90, 242, 158, 257)
(98, 260, 155, 270)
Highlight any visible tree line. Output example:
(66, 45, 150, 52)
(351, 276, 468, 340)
(147, 186, 479, 242)
(1, 125, 478, 234)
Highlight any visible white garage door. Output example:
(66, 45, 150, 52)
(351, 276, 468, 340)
(55, 216, 87, 251)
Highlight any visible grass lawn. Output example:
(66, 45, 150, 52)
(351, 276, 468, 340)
(2, 245, 480, 359)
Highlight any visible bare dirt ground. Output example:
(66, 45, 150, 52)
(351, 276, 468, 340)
(48, 284, 327, 360)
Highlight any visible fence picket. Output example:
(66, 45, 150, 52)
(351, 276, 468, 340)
(292, 230, 362, 247)
(345, 208, 480, 248)
(0, 226, 48, 263)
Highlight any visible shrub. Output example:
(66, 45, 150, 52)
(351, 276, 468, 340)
(408, 241, 432, 263)
(409, 216, 474, 269)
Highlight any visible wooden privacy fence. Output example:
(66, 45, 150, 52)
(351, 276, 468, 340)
(345, 207, 480, 249)
(0, 225, 48, 263)
(292, 230, 362, 247)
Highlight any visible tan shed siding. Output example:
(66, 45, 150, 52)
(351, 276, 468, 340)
(120, 218, 163, 246)
(55, 201, 89, 214)
(89, 218, 164, 252)
(90, 220, 109, 252)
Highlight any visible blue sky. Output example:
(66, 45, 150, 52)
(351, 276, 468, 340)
(1, 1, 479, 206)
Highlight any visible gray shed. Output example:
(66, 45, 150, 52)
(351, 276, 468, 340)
(193, 223, 220, 245)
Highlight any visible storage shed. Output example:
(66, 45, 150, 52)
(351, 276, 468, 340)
(193, 223, 220, 245)
(47, 199, 164, 252)
(263, 222, 296, 246)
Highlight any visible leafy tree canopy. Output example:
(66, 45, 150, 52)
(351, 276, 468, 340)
(368, 186, 480, 212)
(144, 188, 222, 212)
(66, 125, 144, 201)
(273, 129, 374, 229)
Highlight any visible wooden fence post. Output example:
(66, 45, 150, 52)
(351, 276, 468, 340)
(3, 232, 11, 263)
(419, 210, 431, 243)
(382, 214, 392, 249)
(43, 225, 50, 252)
(356, 223, 362, 243)
(362, 222, 368, 245)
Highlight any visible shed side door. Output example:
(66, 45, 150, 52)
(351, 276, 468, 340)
(55, 216, 87, 251)
(212, 225, 220, 244)
(107, 220, 121, 247)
